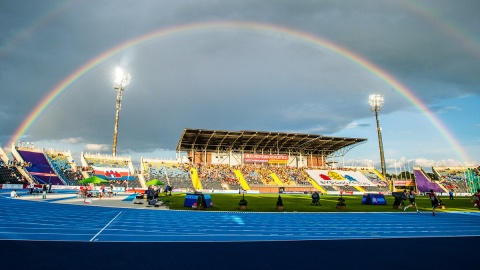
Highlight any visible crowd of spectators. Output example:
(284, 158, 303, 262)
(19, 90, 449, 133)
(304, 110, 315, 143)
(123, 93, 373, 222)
(434, 167, 471, 193)
(46, 153, 85, 185)
(156, 163, 380, 191)
(143, 162, 190, 189)
(436, 168, 466, 182)
(0, 160, 29, 184)
(84, 157, 130, 169)
(236, 165, 262, 185)
(192, 164, 237, 190)
(14, 149, 478, 193)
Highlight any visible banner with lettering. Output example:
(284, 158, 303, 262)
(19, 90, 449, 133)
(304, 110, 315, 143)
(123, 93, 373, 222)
(393, 180, 415, 186)
(243, 154, 289, 164)
(305, 170, 376, 186)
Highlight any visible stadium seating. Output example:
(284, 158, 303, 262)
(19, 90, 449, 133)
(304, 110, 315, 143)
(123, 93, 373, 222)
(143, 160, 191, 190)
(413, 168, 444, 193)
(82, 154, 135, 184)
(17, 149, 64, 185)
(45, 152, 84, 185)
(0, 164, 27, 184)
(4, 146, 476, 195)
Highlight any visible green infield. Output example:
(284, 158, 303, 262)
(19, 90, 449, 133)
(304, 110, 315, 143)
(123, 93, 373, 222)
(157, 193, 479, 212)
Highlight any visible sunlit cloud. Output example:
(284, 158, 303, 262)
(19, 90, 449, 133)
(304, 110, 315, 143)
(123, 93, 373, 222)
(85, 144, 109, 152)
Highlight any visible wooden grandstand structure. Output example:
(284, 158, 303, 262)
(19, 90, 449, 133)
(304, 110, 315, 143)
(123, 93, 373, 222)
(176, 128, 367, 167)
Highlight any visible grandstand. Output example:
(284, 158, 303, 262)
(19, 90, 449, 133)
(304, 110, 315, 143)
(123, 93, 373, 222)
(0, 145, 140, 189)
(1, 145, 30, 185)
(12, 145, 64, 185)
(2, 128, 478, 194)
(433, 166, 469, 193)
(0, 163, 27, 185)
(82, 152, 141, 188)
(414, 167, 445, 193)
(141, 158, 191, 190)
(171, 128, 370, 193)
(44, 150, 84, 185)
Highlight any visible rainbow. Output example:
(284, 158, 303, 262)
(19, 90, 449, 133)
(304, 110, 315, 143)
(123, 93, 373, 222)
(0, 1, 74, 58)
(400, 1, 480, 61)
(6, 21, 471, 162)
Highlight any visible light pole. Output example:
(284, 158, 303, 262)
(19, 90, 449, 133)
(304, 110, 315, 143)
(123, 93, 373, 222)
(369, 94, 388, 191)
(112, 67, 130, 157)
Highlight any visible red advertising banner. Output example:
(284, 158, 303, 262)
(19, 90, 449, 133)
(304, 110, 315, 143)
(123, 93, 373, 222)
(393, 180, 415, 186)
(244, 154, 289, 164)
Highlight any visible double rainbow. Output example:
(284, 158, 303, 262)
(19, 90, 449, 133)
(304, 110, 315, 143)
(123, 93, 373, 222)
(6, 21, 470, 162)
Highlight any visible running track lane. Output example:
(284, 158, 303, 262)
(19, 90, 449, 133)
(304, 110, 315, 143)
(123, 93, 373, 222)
(1, 195, 479, 242)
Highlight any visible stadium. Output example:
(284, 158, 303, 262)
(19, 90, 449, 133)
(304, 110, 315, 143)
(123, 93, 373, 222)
(1, 127, 480, 268)
(1, 127, 479, 195)
(0, 68, 479, 268)
(4, 1, 480, 267)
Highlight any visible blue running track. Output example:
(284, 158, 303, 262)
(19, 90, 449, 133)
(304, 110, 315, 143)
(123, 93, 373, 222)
(0, 190, 479, 269)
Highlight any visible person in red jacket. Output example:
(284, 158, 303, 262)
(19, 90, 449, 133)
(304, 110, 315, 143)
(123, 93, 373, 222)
(473, 189, 480, 210)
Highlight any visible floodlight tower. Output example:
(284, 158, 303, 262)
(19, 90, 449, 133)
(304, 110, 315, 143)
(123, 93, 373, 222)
(112, 68, 131, 157)
(369, 94, 388, 190)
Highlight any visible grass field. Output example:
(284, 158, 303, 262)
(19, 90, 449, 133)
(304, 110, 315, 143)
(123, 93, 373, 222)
(158, 193, 479, 212)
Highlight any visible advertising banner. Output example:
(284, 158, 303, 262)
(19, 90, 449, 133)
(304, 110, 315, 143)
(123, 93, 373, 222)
(305, 170, 376, 186)
(92, 167, 134, 180)
(183, 193, 213, 208)
(29, 172, 57, 177)
(393, 180, 415, 186)
(244, 154, 289, 164)
(362, 193, 387, 205)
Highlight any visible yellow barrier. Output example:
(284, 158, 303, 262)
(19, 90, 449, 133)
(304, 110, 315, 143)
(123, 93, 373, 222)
(234, 170, 250, 190)
(270, 173, 285, 186)
(354, 186, 366, 192)
(189, 168, 203, 190)
(308, 178, 327, 194)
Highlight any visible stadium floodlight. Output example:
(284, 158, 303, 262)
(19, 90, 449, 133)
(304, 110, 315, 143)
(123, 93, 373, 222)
(112, 67, 131, 157)
(369, 94, 388, 191)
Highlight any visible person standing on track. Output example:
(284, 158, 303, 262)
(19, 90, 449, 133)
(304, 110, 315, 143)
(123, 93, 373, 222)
(42, 184, 47, 199)
(404, 187, 419, 212)
(429, 189, 440, 216)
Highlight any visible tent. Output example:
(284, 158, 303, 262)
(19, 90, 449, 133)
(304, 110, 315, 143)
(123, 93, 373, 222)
(145, 179, 164, 186)
(78, 176, 110, 184)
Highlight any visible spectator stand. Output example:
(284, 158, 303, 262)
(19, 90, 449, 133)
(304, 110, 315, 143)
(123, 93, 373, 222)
(433, 166, 470, 194)
(413, 167, 446, 193)
(359, 168, 389, 192)
(45, 150, 80, 185)
(82, 152, 137, 187)
(0, 163, 27, 185)
(142, 159, 191, 190)
(12, 146, 64, 185)
(237, 165, 262, 186)
(0, 150, 32, 185)
(196, 164, 232, 190)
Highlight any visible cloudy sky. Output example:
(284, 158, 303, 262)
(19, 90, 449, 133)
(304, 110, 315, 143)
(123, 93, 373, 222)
(1, 0, 479, 171)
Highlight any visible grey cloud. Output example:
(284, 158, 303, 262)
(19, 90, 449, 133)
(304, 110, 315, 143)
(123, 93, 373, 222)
(1, 0, 479, 161)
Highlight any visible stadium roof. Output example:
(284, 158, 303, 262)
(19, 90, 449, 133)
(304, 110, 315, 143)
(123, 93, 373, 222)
(176, 128, 367, 157)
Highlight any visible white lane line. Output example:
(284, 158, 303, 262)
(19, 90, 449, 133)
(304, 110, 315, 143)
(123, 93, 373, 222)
(90, 211, 122, 242)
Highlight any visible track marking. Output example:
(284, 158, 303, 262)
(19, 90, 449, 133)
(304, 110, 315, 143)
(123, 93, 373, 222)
(90, 211, 122, 241)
